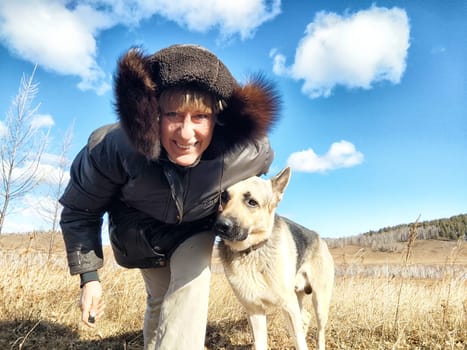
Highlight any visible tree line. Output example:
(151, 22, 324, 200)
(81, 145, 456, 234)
(363, 214, 467, 241)
(327, 214, 467, 250)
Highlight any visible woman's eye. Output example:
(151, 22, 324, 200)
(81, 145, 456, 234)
(246, 198, 259, 208)
(193, 113, 211, 122)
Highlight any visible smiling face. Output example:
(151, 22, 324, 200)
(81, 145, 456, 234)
(159, 88, 217, 166)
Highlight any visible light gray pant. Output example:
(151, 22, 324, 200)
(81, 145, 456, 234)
(140, 231, 215, 350)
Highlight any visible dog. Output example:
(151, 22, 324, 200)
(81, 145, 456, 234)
(213, 166, 334, 350)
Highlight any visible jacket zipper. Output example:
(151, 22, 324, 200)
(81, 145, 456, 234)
(162, 165, 186, 224)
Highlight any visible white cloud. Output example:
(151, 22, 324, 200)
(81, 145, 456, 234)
(36, 162, 70, 186)
(147, 0, 281, 40)
(40, 152, 64, 165)
(1, 152, 70, 233)
(9, 158, 69, 186)
(272, 6, 410, 98)
(38, 151, 72, 186)
(287, 140, 364, 173)
(0, 1, 113, 95)
(31, 114, 55, 129)
(93, 0, 281, 40)
(2, 215, 39, 233)
(2, 194, 56, 233)
(0, 0, 280, 95)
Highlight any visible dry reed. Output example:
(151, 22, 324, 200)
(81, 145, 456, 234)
(0, 233, 466, 349)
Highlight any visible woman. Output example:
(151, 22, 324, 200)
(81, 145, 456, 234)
(60, 44, 280, 349)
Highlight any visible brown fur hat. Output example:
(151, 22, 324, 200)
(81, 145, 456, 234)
(114, 44, 280, 159)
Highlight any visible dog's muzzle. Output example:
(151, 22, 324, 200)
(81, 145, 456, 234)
(213, 216, 247, 241)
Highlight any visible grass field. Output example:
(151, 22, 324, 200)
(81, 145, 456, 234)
(1, 232, 466, 349)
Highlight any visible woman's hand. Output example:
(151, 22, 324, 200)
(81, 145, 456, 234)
(80, 280, 105, 327)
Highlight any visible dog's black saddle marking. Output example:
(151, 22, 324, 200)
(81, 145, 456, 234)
(277, 215, 319, 271)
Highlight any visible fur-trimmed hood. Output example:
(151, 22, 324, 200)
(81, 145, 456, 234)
(114, 44, 281, 160)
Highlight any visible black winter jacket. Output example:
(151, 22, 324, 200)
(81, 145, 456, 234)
(60, 123, 273, 274)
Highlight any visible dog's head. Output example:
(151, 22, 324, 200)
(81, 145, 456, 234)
(213, 166, 291, 252)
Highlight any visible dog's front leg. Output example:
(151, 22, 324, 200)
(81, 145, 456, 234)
(282, 299, 309, 350)
(247, 313, 268, 350)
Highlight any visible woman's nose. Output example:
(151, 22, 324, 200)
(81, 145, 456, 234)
(178, 114, 195, 139)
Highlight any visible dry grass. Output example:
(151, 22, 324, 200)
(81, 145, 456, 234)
(1, 232, 466, 349)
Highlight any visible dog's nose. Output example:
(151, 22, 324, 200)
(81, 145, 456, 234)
(213, 217, 233, 236)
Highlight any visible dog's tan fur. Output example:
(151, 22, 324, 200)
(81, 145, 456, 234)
(214, 167, 334, 350)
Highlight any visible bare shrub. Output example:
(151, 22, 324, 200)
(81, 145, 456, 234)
(1, 237, 466, 349)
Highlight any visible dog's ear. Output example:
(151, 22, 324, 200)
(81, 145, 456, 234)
(271, 166, 291, 205)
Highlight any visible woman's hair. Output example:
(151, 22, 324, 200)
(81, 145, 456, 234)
(159, 87, 225, 115)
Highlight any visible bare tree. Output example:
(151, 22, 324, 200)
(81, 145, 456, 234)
(37, 121, 74, 232)
(0, 65, 50, 234)
(50, 123, 73, 232)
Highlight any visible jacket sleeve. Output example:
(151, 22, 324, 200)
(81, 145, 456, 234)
(59, 126, 128, 275)
(255, 136, 274, 175)
(222, 136, 274, 188)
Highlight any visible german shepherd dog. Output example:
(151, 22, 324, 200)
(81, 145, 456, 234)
(213, 167, 334, 350)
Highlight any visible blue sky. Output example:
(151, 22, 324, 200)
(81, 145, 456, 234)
(0, 0, 465, 238)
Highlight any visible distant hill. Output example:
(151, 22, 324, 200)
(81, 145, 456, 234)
(2, 214, 466, 260)
(2, 220, 466, 279)
(363, 213, 467, 240)
(327, 213, 467, 251)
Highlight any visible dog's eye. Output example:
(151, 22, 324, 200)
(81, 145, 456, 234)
(246, 198, 259, 208)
